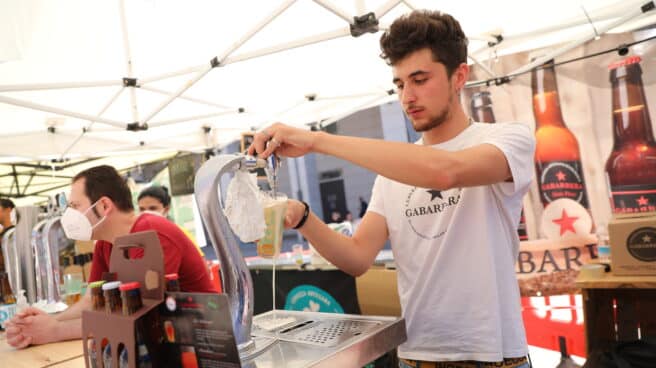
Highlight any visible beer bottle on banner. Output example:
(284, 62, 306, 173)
(471, 91, 529, 240)
(605, 56, 656, 213)
(532, 61, 590, 209)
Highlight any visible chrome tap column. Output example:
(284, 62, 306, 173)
(194, 154, 266, 354)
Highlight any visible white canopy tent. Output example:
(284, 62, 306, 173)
(1, 0, 655, 204)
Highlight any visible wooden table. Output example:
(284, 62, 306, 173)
(575, 271, 656, 355)
(0, 332, 85, 367)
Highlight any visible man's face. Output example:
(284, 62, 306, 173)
(392, 48, 457, 132)
(0, 206, 10, 223)
(68, 179, 105, 233)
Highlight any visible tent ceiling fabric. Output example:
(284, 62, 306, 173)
(1, 0, 654, 166)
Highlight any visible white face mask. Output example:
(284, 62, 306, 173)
(142, 210, 165, 217)
(60, 201, 106, 241)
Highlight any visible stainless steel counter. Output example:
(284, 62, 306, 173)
(243, 310, 406, 368)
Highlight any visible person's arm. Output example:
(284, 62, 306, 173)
(6, 315, 82, 348)
(55, 291, 92, 321)
(248, 123, 513, 190)
(285, 200, 388, 276)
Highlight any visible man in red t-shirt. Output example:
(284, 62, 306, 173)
(5, 165, 216, 348)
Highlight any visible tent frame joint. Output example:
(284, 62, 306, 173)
(122, 77, 138, 87)
(126, 122, 148, 131)
(487, 34, 503, 47)
(210, 57, 221, 68)
(350, 12, 378, 37)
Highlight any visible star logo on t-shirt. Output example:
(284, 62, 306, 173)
(556, 171, 567, 181)
(643, 234, 653, 243)
(637, 196, 649, 206)
(426, 189, 443, 201)
(552, 209, 579, 236)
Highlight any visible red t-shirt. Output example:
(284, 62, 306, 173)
(88, 213, 216, 293)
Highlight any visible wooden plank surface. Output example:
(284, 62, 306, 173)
(0, 332, 84, 368)
(47, 356, 85, 367)
(575, 271, 656, 289)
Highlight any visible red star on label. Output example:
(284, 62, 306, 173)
(556, 171, 566, 181)
(552, 209, 579, 236)
(637, 196, 649, 206)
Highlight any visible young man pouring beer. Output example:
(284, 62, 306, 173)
(249, 10, 534, 368)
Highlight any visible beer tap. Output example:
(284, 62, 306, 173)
(194, 153, 268, 357)
(265, 154, 281, 198)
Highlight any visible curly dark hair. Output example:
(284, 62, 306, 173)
(379, 10, 468, 76)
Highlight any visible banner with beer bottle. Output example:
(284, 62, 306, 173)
(466, 44, 656, 297)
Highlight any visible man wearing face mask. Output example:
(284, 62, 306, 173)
(5, 165, 216, 348)
(0, 198, 17, 272)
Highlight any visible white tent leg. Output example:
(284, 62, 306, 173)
(141, 66, 212, 125)
(312, 0, 353, 23)
(218, 0, 297, 63)
(0, 95, 125, 129)
(502, 5, 634, 43)
(140, 0, 297, 123)
(509, 2, 653, 76)
(224, 27, 352, 65)
(355, 0, 366, 16)
(119, 0, 139, 123)
(0, 81, 120, 92)
(320, 93, 393, 126)
(140, 64, 206, 85)
(139, 85, 232, 110)
(58, 87, 125, 159)
(315, 91, 384, 101)
(468, 54, 497, 79)
(375, 0, 402, 20)
(142, 0, 296, 85)
(149, 110, 241, 128)
(401, 0, 419, 11)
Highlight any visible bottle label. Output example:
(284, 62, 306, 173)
(0, 303, 17, 328)
(626, 227, 656, 262)
(610, 184, 656, 214)
(536, 160, 589, 208)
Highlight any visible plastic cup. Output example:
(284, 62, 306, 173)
(292, 244, 304, 266)
(257, 194, 287, 258)
(63, 273, 84, 294)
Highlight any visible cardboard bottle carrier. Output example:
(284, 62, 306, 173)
(82, 231, 165, 368)
(609, 212, 656, 276)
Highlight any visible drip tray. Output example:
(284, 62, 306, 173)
(249, 310, 407, 367)
(252, 310, 391, 348)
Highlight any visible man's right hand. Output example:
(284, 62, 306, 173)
(247, 123, 317, 159)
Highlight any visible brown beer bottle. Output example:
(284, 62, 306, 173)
(532, 61, 589, 209)
(606, 56, 656, 213)
(0, 271, 16, 304)
(471, 91, 529, 240)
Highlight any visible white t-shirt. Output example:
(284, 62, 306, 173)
(368, 122, 534, 362)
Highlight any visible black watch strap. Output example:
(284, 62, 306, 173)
(293, 201, 310, 229)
